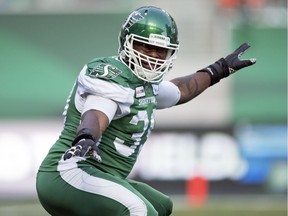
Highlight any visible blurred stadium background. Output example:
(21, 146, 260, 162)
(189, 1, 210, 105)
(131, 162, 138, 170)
(0, 0, 287, 215)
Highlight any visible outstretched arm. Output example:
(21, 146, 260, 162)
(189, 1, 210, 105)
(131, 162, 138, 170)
(63, 95, 117, 162)
(63, 110, 109, 162)
(171, 72, 210, 105)
(171, 43, 256, 105)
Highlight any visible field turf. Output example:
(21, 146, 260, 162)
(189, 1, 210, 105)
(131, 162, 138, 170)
(0, 195, 286, 216)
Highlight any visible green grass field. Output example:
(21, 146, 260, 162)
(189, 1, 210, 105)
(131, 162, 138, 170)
(0, 195, 286, 216)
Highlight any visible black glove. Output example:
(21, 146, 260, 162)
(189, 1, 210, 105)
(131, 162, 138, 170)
(197, 43, 256, 86)
(63, 128, 102, 162)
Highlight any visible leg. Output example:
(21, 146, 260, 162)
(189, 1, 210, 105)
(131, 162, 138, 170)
(127, 179, 173, 216)
(37, 171, 130, 216)
(37, 160, 158, 215)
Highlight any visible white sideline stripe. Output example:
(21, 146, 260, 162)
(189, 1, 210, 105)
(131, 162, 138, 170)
(57, 157, 147, 216)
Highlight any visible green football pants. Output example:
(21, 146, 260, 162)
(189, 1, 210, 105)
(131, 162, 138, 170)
(36, 164, 172, 215)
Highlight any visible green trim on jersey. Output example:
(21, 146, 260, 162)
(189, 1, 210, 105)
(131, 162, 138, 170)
(39, 81, 81, 171)
(39, 57, 158, 178)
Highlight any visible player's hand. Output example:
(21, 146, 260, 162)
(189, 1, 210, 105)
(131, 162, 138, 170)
(63, 138, 102, 162)
(225, 43, 256, 74)
(197, 42, 256, 85)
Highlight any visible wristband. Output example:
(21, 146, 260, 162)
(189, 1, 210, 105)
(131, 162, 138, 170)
(197, 58, 229, 86)
(72, 128, 96, 146)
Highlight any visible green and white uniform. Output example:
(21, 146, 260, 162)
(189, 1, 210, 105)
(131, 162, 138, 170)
(36, 56, 180, 216)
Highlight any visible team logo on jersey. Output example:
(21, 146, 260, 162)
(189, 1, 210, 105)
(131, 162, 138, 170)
(135, 86, 145, 98)
(89, 64, 122, 79)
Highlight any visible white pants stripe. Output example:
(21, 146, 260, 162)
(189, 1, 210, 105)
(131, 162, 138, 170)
(57, 157, 147, 216)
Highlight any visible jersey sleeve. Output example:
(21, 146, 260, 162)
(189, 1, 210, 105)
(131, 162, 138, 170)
(77, 65, 134, 104)
(75, 64, 135, 119)
(82, 94, 117, 123)
(156, 80, 181, 109)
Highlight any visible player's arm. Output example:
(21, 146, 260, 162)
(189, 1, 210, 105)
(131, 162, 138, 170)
(171, 43, 256, 105)
(171, 72, 210, 105)
(77, 109, 110, 145)
(64, 95, 117, 161)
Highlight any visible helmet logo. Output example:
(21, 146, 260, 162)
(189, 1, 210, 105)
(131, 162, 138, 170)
(123, 11, 144, 31)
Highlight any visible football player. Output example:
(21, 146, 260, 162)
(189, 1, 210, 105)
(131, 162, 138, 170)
(36, 6, 256, 216)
